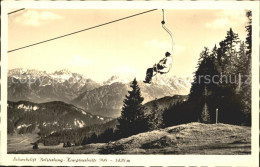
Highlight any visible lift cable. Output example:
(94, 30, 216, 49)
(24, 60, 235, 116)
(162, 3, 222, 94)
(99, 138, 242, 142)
(8, 9, 158, 53)
(8, 8, 25, 15)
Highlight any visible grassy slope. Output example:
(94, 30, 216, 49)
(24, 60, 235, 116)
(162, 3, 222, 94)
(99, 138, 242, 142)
(99, 122, 251, 154)
(8, 133, 40, 153)
(11, 122, 251, 154)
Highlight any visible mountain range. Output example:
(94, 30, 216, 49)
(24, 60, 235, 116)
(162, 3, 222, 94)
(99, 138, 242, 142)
(8, 69, 101, 103)
(7, 100, 111, 137)
(8, 68, 192, 117)
(8, 94, 188, 147)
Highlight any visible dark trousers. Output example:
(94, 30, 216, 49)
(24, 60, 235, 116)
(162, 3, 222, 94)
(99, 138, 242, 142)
(145, 64, 164, 82)
(145, 67, 154, 82)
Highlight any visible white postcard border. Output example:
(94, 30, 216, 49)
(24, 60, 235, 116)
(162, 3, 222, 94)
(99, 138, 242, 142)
(1, 1, 259, 166)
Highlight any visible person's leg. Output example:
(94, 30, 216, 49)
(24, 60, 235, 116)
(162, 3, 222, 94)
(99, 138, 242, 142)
(144, 67, 154, 83)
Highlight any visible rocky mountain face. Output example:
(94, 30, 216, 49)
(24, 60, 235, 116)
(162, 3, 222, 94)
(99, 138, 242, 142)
(72, 82, 128, 118)
(8, 69, 100, 103)
(7, 100, 111, 137)
(8, 69, 192, 118)
(72, 75, 191, 117)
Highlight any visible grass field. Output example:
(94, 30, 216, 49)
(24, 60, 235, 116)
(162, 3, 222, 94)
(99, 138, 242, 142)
(7, 133, 40, 153)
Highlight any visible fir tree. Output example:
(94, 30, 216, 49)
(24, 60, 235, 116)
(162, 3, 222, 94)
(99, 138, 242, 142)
(98, 128, 114, 143)
(245, 11, 252, 55)
(89, 133, 98, 143)
(66, 141, 71, 147)
(81, 136, 89, 145)
(189, 47, 220, 122)
(147, 99, 163, 130)
(234, 41, 247, 92)
(239, 11, 252, 126)
(200, 102, 211, 123)
(237, 42, 248, 74)
(212, 44, 218, 59)
(223, 28, 240, 75)
(225, 28, 240, 52)
(189, 47, 210, 101)
(117, 78, 147, 138)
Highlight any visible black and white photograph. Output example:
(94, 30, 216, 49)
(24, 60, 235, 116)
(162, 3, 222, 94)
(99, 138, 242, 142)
(1, 1, 259, 166)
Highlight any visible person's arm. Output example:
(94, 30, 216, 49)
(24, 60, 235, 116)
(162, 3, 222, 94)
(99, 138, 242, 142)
(158, 57, 166, 65)
(162, 57, 172, 68)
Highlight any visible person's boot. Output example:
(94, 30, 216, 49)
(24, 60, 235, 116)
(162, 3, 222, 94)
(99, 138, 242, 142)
(143, 80, 151, 84)
(143, 74, 152, 84)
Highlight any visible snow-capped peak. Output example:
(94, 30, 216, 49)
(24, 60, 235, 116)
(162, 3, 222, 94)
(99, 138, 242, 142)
(103, 75, 133, 85)
(8, 68, 28, 76)
(53, 69, 72, 75)
(8, 68, 49, 79)
(50, 69, 73, 82)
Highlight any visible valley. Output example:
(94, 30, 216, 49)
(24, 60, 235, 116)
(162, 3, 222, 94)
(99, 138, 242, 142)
(7, 68, 251, 155)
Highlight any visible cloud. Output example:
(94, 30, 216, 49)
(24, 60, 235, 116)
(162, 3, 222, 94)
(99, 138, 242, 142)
(144, 39, 185, 53)
(114, 65, 136, 74)
(174, 45, 185, 53)
(69, 55, 95, 67)
(205, 10, 247, 30)
(218, 10, 247, 20)
(205, 18, 231, 29)
(14, 10, 62, 26)
(145, 39, 171, 51)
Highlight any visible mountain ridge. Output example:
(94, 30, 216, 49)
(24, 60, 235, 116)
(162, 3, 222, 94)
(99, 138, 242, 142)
(8, 68, 101, 103)
(32, 94, 188, 146)
(8, 68, 192, 117)
(7, 100, 112, 137)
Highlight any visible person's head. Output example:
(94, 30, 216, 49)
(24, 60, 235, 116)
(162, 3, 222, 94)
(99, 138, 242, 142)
(165, 52, 171, 57)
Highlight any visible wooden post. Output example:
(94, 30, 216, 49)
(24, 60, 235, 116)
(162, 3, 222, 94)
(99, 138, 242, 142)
(216, 108, 218, 124)
(238, 73, 241, 90)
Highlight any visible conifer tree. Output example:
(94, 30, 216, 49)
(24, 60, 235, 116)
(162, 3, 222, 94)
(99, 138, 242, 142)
(239, 11, 252, 125)
(89, 133, 98, 143)
(225, 28, 240, 52)
(81, 136, 89, 145)
(117, 78, 147, 138)
(223, 28, 240, 75)
(99, 128, 114, 143)
(217, 40, 227, 70)
(66, 141, 71, 147)
(189, 47, 220, 122)
(189, 47, 210, 101)
(201, 102, 211, 123)
(147, 99, 163, 130)
(245, 11, 252, 55)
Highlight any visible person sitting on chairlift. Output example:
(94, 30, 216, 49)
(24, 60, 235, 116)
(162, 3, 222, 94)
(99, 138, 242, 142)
(144, 51, 173, 84)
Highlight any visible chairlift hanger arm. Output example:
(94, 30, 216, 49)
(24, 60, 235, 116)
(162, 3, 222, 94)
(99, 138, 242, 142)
(161, 9, 175, 53)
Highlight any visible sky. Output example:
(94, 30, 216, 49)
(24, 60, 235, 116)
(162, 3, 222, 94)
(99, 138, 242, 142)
(8, 9, 248, 82)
